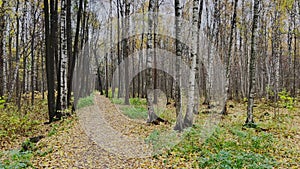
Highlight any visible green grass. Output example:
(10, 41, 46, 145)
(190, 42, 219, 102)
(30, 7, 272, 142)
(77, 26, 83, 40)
(129, 98, 147, 106)
(110, 96, 148, 119)
(110, 98, 124, 105)
(157, 123, 279, 168)
(120, 106, 148, 119)
(76, 93, 94, 109)
(110, 96, 147, 106)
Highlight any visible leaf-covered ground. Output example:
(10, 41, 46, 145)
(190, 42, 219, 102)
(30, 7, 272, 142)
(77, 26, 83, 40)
(1, 93, 300, 168)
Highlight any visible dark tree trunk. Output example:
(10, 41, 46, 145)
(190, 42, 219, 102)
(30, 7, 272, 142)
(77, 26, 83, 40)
(0, 1, 6, 97)
(65, 0, 72, 105)
(67, 0, 83, 106)
(124, 0, 130, 104)
(44, 0, 56, 122)
(222, 0, 238, 115)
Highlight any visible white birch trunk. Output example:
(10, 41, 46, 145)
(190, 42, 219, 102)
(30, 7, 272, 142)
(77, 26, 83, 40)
(246, 0, 259, 126)
(184, 0, 199, 128)
(60, 0, 68, 111)
(146, 0, 158, 123)
(174, 0, 183, 130)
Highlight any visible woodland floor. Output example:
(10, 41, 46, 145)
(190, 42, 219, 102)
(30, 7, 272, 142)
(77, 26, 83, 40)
(1, 92, 300, 168)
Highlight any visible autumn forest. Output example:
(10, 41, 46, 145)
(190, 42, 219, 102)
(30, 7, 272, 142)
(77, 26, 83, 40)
(0, 0, 300, 168)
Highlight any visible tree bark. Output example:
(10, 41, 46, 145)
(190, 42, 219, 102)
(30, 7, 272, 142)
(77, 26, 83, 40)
(0, 0, 6, 97)
(245, 0, 259, 126)
(44, 0, 56, 122)
(67, 0, 83, 106)
(8, 0, 21, 102)
(222, 0, 238, 115)
(146, 0, 159, 123)
(193, 0, 204, 114)
(124, 0, 130, 104)
(59, 0, 68, 112)
(173, 0, 183, 131)
(184, 0, 199, 128)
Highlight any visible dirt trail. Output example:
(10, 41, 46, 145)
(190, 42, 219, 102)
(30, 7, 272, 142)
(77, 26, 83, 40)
(77, 93, 153, 158)
(31, 93, 162, 168)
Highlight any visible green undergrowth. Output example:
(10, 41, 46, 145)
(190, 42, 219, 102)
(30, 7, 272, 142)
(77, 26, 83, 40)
(155, 102, 299, 168)
(156, 124, 278, 168)
(0, 150, 34, 168)
(0, 94, 76, 168)
(0, 98, 47, 142)
(76, 93, 94, 109)
(120, 106, 148, 119)
(109, 92, 149, 119)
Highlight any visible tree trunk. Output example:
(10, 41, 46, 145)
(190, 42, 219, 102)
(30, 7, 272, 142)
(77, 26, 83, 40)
(44, 0, 56, 122)
(117, 0, 121, 98)
(245, 0, 259, 126)
(222, 0, 238, 115)
(202, 0, 211, 106)
(67, 0, 83, 106)
(193, 0, 204, 114)
(31, 1, 38, 105)
(8, 0, 21, 102)
(184, 0, 199, 128)
(124, 0, 130, 104)
(0, 1, 6, 97)
(65, 0, 72, 105)
(146, 0, 159, 123)
(59, 0, 68, 112)
(173, 0, 183, 131)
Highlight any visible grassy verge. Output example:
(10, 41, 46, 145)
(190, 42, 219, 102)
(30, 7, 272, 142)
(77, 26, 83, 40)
(109, 95, 149, 120)
(76, 93, 94, 109)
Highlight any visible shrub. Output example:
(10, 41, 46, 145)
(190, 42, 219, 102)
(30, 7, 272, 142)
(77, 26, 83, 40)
(278, 89, 294, 110)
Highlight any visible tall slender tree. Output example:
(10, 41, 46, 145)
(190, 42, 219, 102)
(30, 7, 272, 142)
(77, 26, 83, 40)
(174, 0, 183, 130)
(184, 0, 199, 128)
(59, 0, 68, 112)
(44, 0, 57, 122)
(0, 0, 6, 97)
(245, 0, 259, 126)
(124, 0, 130, 104)
(146, 0, 159, 123)
(222, 0, 238, 115)
(67, 0, 83, 106)
(193, 0, 204, 115)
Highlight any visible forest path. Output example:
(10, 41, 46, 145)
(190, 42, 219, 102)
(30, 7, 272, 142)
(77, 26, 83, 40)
(31, 93, 161, 168)
(77, 93, 153, 158)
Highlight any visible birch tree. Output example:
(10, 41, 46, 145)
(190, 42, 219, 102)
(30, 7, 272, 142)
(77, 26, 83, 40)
(174, 0, 183, 130)
(184, 0, 199, 128)
(193, 0, 204, 115)
(245, 0, 259, 126)
(59, 0, 68, 112)
(146, 0, 159, 123)
(222, 0, 238, 115)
